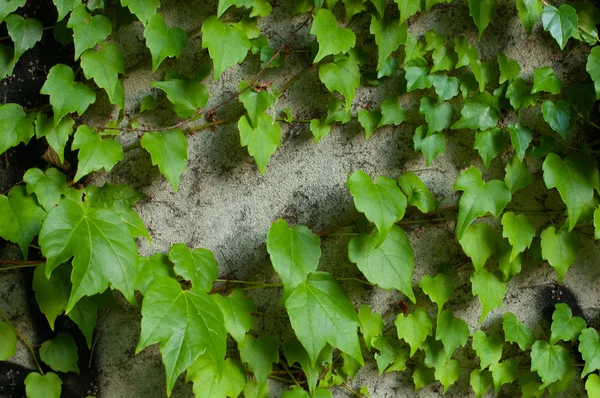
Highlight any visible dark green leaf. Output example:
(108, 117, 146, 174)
(503, 312, 534, 350)
(40, 333, 80, 374)
(413, 125, 445, 166)
(0, 186, 45, 259)
(504, 155, 533, 194)
(517, 0, 542, 34)
(67, 5, 111, 59)
(542, 4, 578, 50)
(239, 334, 279, 383)
(507, 123, 532, 161)
(473, 127, 505, 169)
(541, 100, 570, 140)
(0, 103, 35, 154)
(369, 15, 406, 71)
(5, 14, 42, 60)
(419, 97, 453, 135)
(497, 52, 520, 84)
(468, 0, 496, 37)
(451, 92, 500, 131)
(532, 66, 561, 94)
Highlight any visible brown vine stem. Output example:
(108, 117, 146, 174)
(0, 307, 45, 375)
(280, 359, 302, 388)
(340, 382, 366, 398)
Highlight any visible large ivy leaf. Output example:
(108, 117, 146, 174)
(473, 128, 505, 169)
(587, 46, 600, 100)
(413, 125, 446, 166)
(144, 13, 187, 72)
(503, 312, 534, 351)
(188, 356, 246, 398)
(550, 303, 586, 345)
(501, 212, 535, 261)
(472, 330, 503, 369)
(202, 16, 251, 79)
(5, 14, 42, 61)
(348, 225, 415, 302)
(23, 167, 68, 211)
(239, 334, 279, 383)
(540, 225, 579, 283)
(471, 269, 506, 322)
(530, 340, 570, 388)
(516, 0, 542, 34)
(468, 0, 496, 37)
(532, 66, 561, 94)
(39, 332, 80, 374)
(24, 372, 62, 398)
(541, 4, 578, 50)
(419, 97, 453, 135)
(370, 15, 406, 71)
(137, 278, 227, 396)
(168, 243, 218, 292)
(395, 308, 433, 357)
(0, 0, 26, 23)
(398, 171, 437, 213)
(0, 103, 35, 155)
(39, 200, 137, 311)
(238, 113, 281, 174)
(347, 170, 407, 246)
(121, 0, 159, 24)
(497, 52, 520, 84)
(0, 322, 16, 360)
(454, 166, 511, 239)
(541, 100, 570, 140)
(419, 273, 453, 315)
(284, 272, 363, 367)
(67, 5, 111, 59)
(72, 125, 123, 182)
(451, 92, 500, 131)
(40, 64, 96, 126)
(436, 309, 469, 358)
(212, 290, 256, 344)
(318, 57, 360, 111)
(140, 129, 188, 191)
(542, 152, 600, 230)
(507, 123, 532, 161)
(267, 219, 321, 290)
(81, 44, 125, 109)
(310, 9, 356, 63)
(358, 304, 383, 350)
(579, 328, 600, 377)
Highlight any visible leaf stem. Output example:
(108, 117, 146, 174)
(0, 307, 44, 375)
(280, 359, 301, 388)
(237, 283, 283, 291)
(340, 382, 366, 398)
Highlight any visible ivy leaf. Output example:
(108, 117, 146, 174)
(217, 0, 253, 18)
(541, 100, 570, 140)
(266, 218, 321, 290)
(347, 170, 407, 246)
(588, 46, 600, 100)
(516, 0, 542, 34)
(473, 128, 505, 169)
(419, 273, 453, 315)
(490, 358, 517, 393)
(542, 4, 578, 50)
(357, 109, 381, 139)
(168, 243, 218, 292)
(507, 123, 532, 161)
(283, 339, 332, 394)
(532, 66, 561, 94)
(239, 113, 280, 174)
(68, 291, 115, 349)
(40, 64, 96, 126)
(212, 290, 256, 344)
(454, 166, 511, 239)
(471, 60, 493, 92)
(497, 52, 520, 84)
(414, 366, 435, 391)
(67, 5, 111, 59)
(378, 97, 406, 127)
(471, 269, 506, 322)
(396, 0, 422, 24)
(358, 304, 383, 350)
(239, 82, 278, 127)
(587, 374, 600, 398)
(135, 254, 175, 295)
(398, 171, 437, 213)
(550, 303, 586, 345)
(413, 125, 445, 167)
(369, 15, 406, 71)
(506, 78, 539, 111)
(121, 0, 159, 24)
(282, 387, 310, 398)
(431, 45, 456, 74)
(542, 152, 600, 231)
(0, 322, 16, 360)
(0, 0, 26, 23)
(372, 336, 403, 375)
(23, 168, 68, 211)
(468, 0, 496, 37)
(140, 129, 188, 192)
(39, 332, 80, 374)
(239, 334, 279, 383)
(395, 308, 433, 357)
(348, 225, 416, 302)
(540, 225, 579, 283)
(404, 31, 426, 63)
(318, 57, 360, 111)
(310, 9, 356, 63)
(81, 45, 126, 109)
(52, 0, 81, 22)
(405, 59, 432, 92)
(496, 239, 523, 281)
(24, 372, 62, 398)
(32, 264, 70, 330)
(451, 92, 500, 131)
(530, 340, 570, 388)
(436, 309, 469, 358)
(519, 370, 544, 398)
(137, 278, 226, 396)
(153, 77, 210, 117)
(459, 223, 497, 272)
(502, 312, 534, 350)
(419, 97, 453, 135)
(202, 17, 250, 79)
(431, 74, 459, 102)
(579, 328, 600, 377)
(0, 44, 15, 80)
(501, 212, 535, 262)
(0, 103, 35, 155)
(0, 186, 45, 260)
(309, 119, 331, 144)
(505, 156, 533, 194)
(188, 357, 246, 398)
(5, 14, 42, 61)
(145, 13, 187, 72)
(470, 369, 493, 398)
(284, 272, 363, 367)
(435, 359, 460, 393)
(72, 125, 123, 182)
(472, 330, 503, 369)
(35, 114, 73, 164)
(422, 337, 446, 370)
(454, 35, 477, 69)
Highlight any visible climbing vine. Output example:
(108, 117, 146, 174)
(1, 0, 600, 397)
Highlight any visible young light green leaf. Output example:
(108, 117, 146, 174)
(542, 4, 578, 50)
(451, 92, 500, 131)
(419, 273, 453, 315)
(503, 312, 534, 350)
(0, 103, 35, 155)
(348, 225, 416, 303)
(144, 13, 187, 72)
(490, 358, 517, 393)
(472, 330, 503, 369)
(436, 309, 469, 358)
(217, 0, 253, 18)
(542, 152, 600, 231)
(405, 59, 432, 92)
(395, 308, 433, 357)
(422, 336, 445, 369)
(40, 64, 96, 126)
(24, 372, 62, 398)
(67, 5, 111, 59)
(454, 166, 511, 239)
(470, 60, 493, 92)
(135, 254, 175, 295)
(459, 223, 497, 272)
(23, 168, 68, 211)
(72, 125, 123, 182)
(501, 212, 535, 261)
(309, 119, 331, 143)
(507, 123, 532, 161)
(0, 322, 16, 360)
(358, 304, 383, 350)
(0, 0, 26, 23)
(347, 170, 407, 246)
(35, 114, 73, 164)
(188, 356, 246, 398)
(454, 35, 477, 69)
(396, 0, 422, 24)
(212, 290, 256, 344)
(318, 57, 360, 111)
(550, 303, 586, 345)
(404, 31, 426, 63)
(239, 83, 278, 127)
(517, 0, 542, 34)
(239, 334, 279, 383)
(5, 14, 42, 60)
(505, 156, 533, 194)
(39, 332, 79, 374)
(431, 74, 459, 102)
(506, 78, 539, 111)
(470, 369, 493, 398)
(413, 125, 445, 166)
(202, 16, 250, 79)
(541, 100, 570, 140)
(471, 269, 506, 323)
(369, 15, 406, 71)
(238, 113, 281, 174)
(282, 387, 310, 398)
(497, 52, 520, 84)
(372, 336, 403, 375)
(435, 359, 460, 393)
(588, 46, 600, 100)
(468, 0, 496, 37)
(473, 128, 505, 169)
(419, 97, 453, 135)
(398, 171, 437, 213)
(532, 66, 561, 94)
(587, 374, 600, 398)
(530, 340, 570, 388)
(357, 109, 382, 139)
(310, 9, 356, 63)
(579, 328, 600, 377)
(430, 45, 456, 74)
(378, 97, 406, 127)
(81, 45, 126, 109)
(168, 243, 218, 292)
(140, 129, 188, 192)
(496, 239, 523, 281)
(284, 272, 363, 367)
(121, 0, 159, 24)
(540, 225, 579, 283)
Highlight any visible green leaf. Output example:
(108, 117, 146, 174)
(507, 123, 532, 161)
(503, 312, 534, 350)
(496, 239, 523, 281)
(244, 378, 269, 398)
(470, 369, 493, 398)
(318, 57, 360, 111)
(283, 339, 332, 394)
(587, 374, 600, 398)
(140, 95, 158, 113)
(398, 171, 437, 213)
(168, 243, 218, 292)
(0, 186, 45, 260)
(135, 254, 175, 295)
(497, 52, 521, 84)
(284, 272, 363, 367)
(579, 328, 600, 377)
(395, 308, 433, 357)
(454, 166, 511, 239)
(396, 0, 422, 24)
(0, 103, 35, 155)
(238, 113, 281, 174)
(530, 340, 570, 388)
(32, 264, 70, 330)
(372, 336, 404, 375)
(40, 64, 96, 126)
(212, 290, 256, 344)
(413, 366, 435, 391)
(341, 352, 362, 380)
(419, 273, 453, 315)
(81, 45, 125, 109)
(39, 200, 137, 311)
(24, 372, 62, 398)
(357, 109, 381, 139)
(567, 83, 596, 119)
(137, 278, 226, 396)
(542, 4, 578, 50)
(550, 303, 586, 345)
(431, 45, 456, 74)
(35, 114, 73, 164)
(451, 92, 500, 131)
(24, 168, 68, 211)
(282, 387, 310, 398)
(472, 330, 503, 369)
(68, 291, 114, 349)
(378, 97, 406, 127)
(140, 129, 188, 191)
(0, 44, 15, 80)
(358, 304, 383, 350)
(435, 359, 460, 393)
(40, 332, 80, 374)
(240, 334, 279, 383)
(120, 0, 158, 24)
(431, 74, 459, 102)
(473, 128, 505, 169)
(0, 0, 26, 23)
(52, 0, 81, 22)
(501, 212, 535, 262)
(471, 60, 493, 93)
(348, 225, 416, 302)
(188, 357, 246, 398)
(587, 46, 600, 100)
(468, 0, 496, 37)
(0, 322, 16, 360)
(202, 17, 250, 80)
(436, 309, 469, 358)
(422, 337, 445, 370)
(516, 0, 542, 34)
(595, 206, 600, 239)
(72, 125, 123, 182)
(67, 5, 111, 59)
(5, 14, 42, 61)
(370, 15, 406, 71)
(419, 97, 453, 135)
(541, 100, 570, 140)
(405, 59, 432, 92)
(542, 152, 600, 231)
(532, 66, 561, 94)
(540, 225, 579, 284)
(217, 0, 253, 18)
(519, 370, 544, 398)
(404, 31, 426, 63)
(309, 119, 331, 143)
(144, 13, 187, 72)
(454, 35, 477, 69)
(267, 218, 321, 290)
(459, 223, 497, 272)
(347, 170, 407, 246)
(310, 9, 356, 63)
(239, 83, 278, 127)
(505, 156, 533, 194)
(471, 269, 506, 322)
(506, 78, 539, 111)
(490, 358, 517, 393)
(413, 125, 445, 166)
